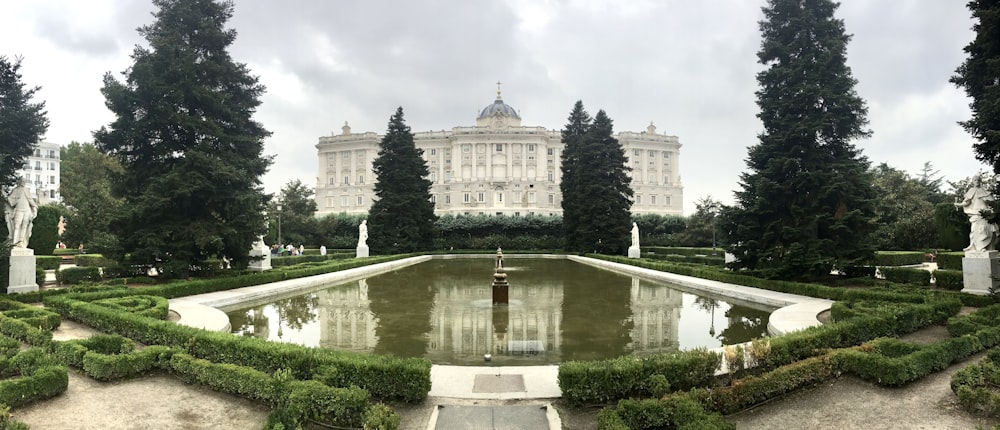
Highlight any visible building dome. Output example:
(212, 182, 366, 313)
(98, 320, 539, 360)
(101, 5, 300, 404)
(477, 95, 520, 120)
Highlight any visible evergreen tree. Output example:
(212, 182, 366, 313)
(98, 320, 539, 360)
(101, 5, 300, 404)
(721, 0, 876, 278)
(952, 0, 1000, 173)
(559, 101, 592, 251)
(367, 107, 436, 253)
(59, 142, 123, 251)
(0, 56, 48, 190)
(94, 0, 272, 276)
(560, 106, 633, 254)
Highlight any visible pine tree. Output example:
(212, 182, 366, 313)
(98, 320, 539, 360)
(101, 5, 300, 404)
(560, 104, 633, 254)
(0, 56, 48, 190)
(94, 0, 272, 276)
(722, 0, 876, 279)
(559, 101, 592, 251)
(952, 0, 1000, 173)
(367, 107, 436, 253)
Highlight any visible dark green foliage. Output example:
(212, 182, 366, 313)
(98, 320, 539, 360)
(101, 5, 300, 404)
(952, 347, 1000, 416)
(879, 267, 931, 286)
(56, 267, 102, 285)
(631, 213, 687, 246)
(937, 252, 966, 270)
(74, 254, 113, 267)
(36, 255, 59, 270)
(935, 202, 971, 251)
(270, 179, 318, 246)
(873, 251, 926, 266)
(0, 348, 67, 408)
(286, 380, 369, 428)
(59, 142, 124, 251)
(94, 0, 272, 276)
(722, 0, 876, 279)
(558, 349, 720, 405)
(367, 107, 436, 253)
(870, 164, 944, 250)
(842, 265, 875, 278)
(673, 196, 722, 248)
(363, 403, 401, 430)
(560, 104, 633, 254)
(705, 356, 833, 414)
(952, 0, 1000, 173)
(434, 214, 564, 250)
(832, 335, 986, 386)
(92, 295, 169, 319)
(934, 269, 964, 291)
(315, 213, 368, 249)
(0, 56, 49, 189)
(26, 204, 61, 256)
(612, 395, 735, 430)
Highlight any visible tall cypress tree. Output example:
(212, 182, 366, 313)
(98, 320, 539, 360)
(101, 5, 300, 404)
(560, 104, 633, 254)
(952, 0, 1000, 173)
(367, 107, 436, 253)
(94, 0, 272, 275)
(721, 0, 876, 279)
(559, 101, 592, 251)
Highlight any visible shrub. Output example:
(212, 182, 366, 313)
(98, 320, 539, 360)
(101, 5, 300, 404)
(83, 345, 174, 381)
(35, 267, 45, 287)
(26, 206, 61, 256)
(706, 356, 833, 414)
(934, 270, 963, 291)
(286, 380, 369, 428)
(879, 267, 931, 286)
(75, 254, 112, 267)
(558, 349, 720, 405)
(362, 403, 400, 430)
(842, 265, 875, 278)
(56, 267, 102, 285)
(874, 251, 925, 266)
(614, 395, 735, 430)
(36, 256, 60, 271)
(937, 252, 965, 270)
(0, 348, 68, 408)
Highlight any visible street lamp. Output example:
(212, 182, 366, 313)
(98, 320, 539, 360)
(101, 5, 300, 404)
(276, 201, 283, 247)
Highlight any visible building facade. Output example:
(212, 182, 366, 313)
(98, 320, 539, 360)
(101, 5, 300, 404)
(17, 141, 61, 204)
(315, 92, 682, 217)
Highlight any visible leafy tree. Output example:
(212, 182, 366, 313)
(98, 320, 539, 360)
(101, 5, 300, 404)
(870, 163, 939, 250)
(559, 103, 633, 254)
(268, 179, 317, 246)
(675, 196, 723, 249)
(94, 0, 272, 276)
(315, 212, 367, 249)
(59, 142, 123, 251)
(0, 56, 48, 190)
(952, 0, 1000, 173)
(26, 205, 61, 255)
(721, 0, 876, 279)
(631, 213, 686, 246)
(367, 107, 436, 253)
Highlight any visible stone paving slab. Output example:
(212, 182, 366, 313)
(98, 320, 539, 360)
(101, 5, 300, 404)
(472, 374, 525, 393)
(431, 404, 555, 430)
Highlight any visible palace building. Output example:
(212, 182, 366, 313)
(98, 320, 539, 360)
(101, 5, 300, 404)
(315, 90, 683, 217)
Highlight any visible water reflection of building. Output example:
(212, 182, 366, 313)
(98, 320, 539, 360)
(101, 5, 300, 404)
(628, 279, 683, 353)
(317, 280, 377, 352)
(427, 283, 562, 362)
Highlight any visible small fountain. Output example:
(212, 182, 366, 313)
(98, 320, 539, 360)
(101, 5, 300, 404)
(491, 248, 509, 304)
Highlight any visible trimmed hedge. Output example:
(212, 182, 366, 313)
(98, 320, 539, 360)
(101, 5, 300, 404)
(874, 251, 926, 267)
(56, 266, 102, 285)
(559, 349, 720, 405)
(937, 252, 965, 271)
(952, 348, 1000, 416)
(879, 267, 931, 286)
(0, 347, 68, 408)
(934, 270, 964, 291)
(92, 295, 169, 320)
(75, 254, 113, 267)
(602, 394, 735, 430)
(36, 256, 60, 271)
(643, 247, 721, 257)
(702, 356, 833, 414)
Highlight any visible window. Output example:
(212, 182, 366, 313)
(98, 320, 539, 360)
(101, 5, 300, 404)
(445, 195, 451, 204)
(662, 151, 670, 159)
(478, 192, 485, 202)
(496, 144, 503, 152)
(329, 177, 335, 185)
(49, 190, 55, 198)
(648, 150, 656, 157)
(430, 195, 436, 203)
(634, 149, 641, 156)
(343, 176, 349, 185)
(341, 196, 348, 206)
(548, 194, 554, 204)
(430, 172, 437, 182)
(48, 176, 55, 184)
(664, 176, 671, 185)
(47, 150, 56, 158)
(636, 195, 642, 205)
(430, 149, 437, 156)
(343, 151, 351, 160)
(649, 174, 656, 183)
(527, 144, 535, 152)
(463, 145, 471, 153)
(357, 196, 363, 205)
(477, 145, 485, 153)
(47, 162, 55, 170)
(496, 192, 503, 203)
(514, 191, 522, 202)
(547, 148, 554, 156)
(34, 161, 41, 170)
(444, 149, 451, 156)
(444, 171, 452, 182)
(358, 175, 364, 184)
(547, 171, 554, 181)
(528, 192, 536, 203)
(665, 196, 671, 206)
(651, 195, 657, 205)
(464, 193, 471, 203)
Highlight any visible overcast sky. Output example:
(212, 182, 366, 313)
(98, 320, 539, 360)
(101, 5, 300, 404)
(2, 0, 984, 215)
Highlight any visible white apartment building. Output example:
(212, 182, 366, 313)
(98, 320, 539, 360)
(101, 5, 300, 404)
(315, 92, 682, 217)
(18, 141, 61, 204)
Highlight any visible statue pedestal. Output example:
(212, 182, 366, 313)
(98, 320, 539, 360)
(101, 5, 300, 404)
(7, 248, 38, 294)
(962, 250, 1000, 295)
(248, 247, 272, 272)
(356, 245, 369, 258)
(628, 246, 641, 259)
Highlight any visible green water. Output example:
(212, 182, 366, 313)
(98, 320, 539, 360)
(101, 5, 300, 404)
(227, 258, 771, 365)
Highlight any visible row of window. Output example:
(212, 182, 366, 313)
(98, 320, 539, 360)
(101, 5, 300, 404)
(23, 161, 57, 171)
(634, 195, 672, 206)
(332, 192, 559, 208)
(633, 150, 672, 159)
(31, 149, 58, 159)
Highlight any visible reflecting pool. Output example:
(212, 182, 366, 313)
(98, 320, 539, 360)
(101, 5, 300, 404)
(227, 258, 771, 365)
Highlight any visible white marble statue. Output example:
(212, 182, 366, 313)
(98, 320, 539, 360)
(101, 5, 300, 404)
(631, 222, 640, 248)
(956, 182, 998, 252)
(358, 219, 368, 247)
(5, 178, 38, 248)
